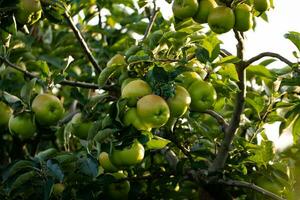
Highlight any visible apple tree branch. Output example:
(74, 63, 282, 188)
(64, 11, 102, 73)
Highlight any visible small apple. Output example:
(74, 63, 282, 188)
(0, 101, 13, 127)
(208, 6, 235, 34)
(172, 0, 199, 20)
(52, 183, 65, 196)
(15, 0, 42, 25)
(188, 80, 217, 112)
(98, 152, 118, 172)
(234, 3, 253, 32)
(253, 0, 270, 12)
(121, 78, 136, 91)
(167, 85, 191, 117)
(123, 108, 151, 131)
(106, 172, 130, 200)
(70, 113, 93, 140)
(110, 140, 145, 167)
(137, 94, 170, 128)
(193, 0, 217, 24)
(121, 79, 152, 107)
(186, 60, 207, 79)
(175, 71, 202, 89)
(9, 112, 36, 140)
(32, 94, 64, 126)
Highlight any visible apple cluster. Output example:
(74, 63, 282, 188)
(173, 0, 271, 34)
(0, 93, 64, 140)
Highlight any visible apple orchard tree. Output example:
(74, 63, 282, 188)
(1, 0, 300, 199)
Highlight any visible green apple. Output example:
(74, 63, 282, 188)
(208, 6, 235, 34)
(32, 94, 64, 126)
(186, 59, 207, 79)
(172, 0, 199, 20)
(70, 113, 93, 140)
(52, 183, 65, 196)
(15, 0, 42, 25)
(98, 152, 118, 172)
(234, 3, 253, 32)
(9, 112, 36, 140)
(121, 79, 152, 107)
(188, 80, 217, 112)
(175, 71, 202, 89)
(0, 101, 13, 127)
(110, 140, 145, 167)
(137, 94, 170, 128)
(254, 0, 270, 12)
(123, 108, 151, 131)
(167, 85, 191, 117)
(121, 78, 136, 91)
(193, 0, 217, 24)
(106, 172, 130, 200)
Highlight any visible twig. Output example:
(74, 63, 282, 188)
(218, 179, 285, 200)
(204, 110, 228, 132)
(244, 52, 295, 68)
(155, 58, 180, 63)
(64, 11, 101, 73)
(142, 2, 159, 41)
(209, 30, 246, 173)
(0, 56, 36, 78)
(220, 49, 233, 57)
(169, 134, 193, 163)
(60, 80, 98, 89)
(0, 56, 99, 89)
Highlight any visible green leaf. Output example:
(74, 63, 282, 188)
(245, 92, 265, 116)
(175, 18, 203, 33)
(43, 179, 54, 200)
(77, 154, 98, 178)
(46, 159, 64, 182)
(3, 160, 35, 181)
(218, 63, 238, 81)
(259, 58, 276, 66)
(10, 171, 37, 194)
(247, 140, 275, 167)
(145, 30, 164, 49)
(70, 87, 87, 105)
(195, 46, 210, 63)
(41, 0, 66, 23)
(292, 115, 300, 143)
(94, 128, 118, 143)
(281, 77, 300, 86)
(214, 56, 240, 66)
(247, 65, 276, 80)
(0, 15, 17, 35)
(20, 78, 37, 105)
(146, 136, 170, 150)
(114, 98, 127, 125)
(270, 65, 292, 75)
(284, 31, 300, 52)
(169, 66, 192, 80)
(201, 33, 221, 62)
(36, 148, 58, 161)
